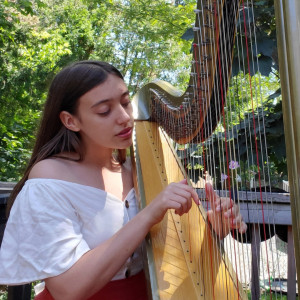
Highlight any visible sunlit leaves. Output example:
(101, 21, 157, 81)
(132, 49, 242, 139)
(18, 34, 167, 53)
(0, 0, 195, 180)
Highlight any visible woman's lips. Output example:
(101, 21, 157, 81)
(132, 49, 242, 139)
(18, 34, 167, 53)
(117, 127, 132, 138)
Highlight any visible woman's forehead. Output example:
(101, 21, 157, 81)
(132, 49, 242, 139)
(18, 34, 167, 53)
(79, 75, 128, 106)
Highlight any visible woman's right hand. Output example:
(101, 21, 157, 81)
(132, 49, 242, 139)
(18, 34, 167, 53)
(145, 179, 199, 226)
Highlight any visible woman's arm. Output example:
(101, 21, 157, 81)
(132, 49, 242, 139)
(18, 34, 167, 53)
(45, 180, 199, 300)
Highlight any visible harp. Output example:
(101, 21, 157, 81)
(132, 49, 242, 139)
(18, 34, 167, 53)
(131, 0, 300, 299)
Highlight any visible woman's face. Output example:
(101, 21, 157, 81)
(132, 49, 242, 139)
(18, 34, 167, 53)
(74, 74, 134, 152)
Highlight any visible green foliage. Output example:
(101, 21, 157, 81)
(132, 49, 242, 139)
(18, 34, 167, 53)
(181, 96, 287, 190)
(0, 0, 287, 185)
(0, 0, 194, 181)
(0, 293, 7, 300)
(232, 0, 278, 77)
(0, 285, 7, 300)
(181, 0, 278, 77)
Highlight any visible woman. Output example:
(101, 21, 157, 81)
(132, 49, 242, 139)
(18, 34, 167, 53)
(0, 61, 246, 300)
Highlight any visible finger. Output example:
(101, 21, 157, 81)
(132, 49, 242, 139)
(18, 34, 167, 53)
(173, 201, 189, 216)
(191, 188, 200, 205)
(172, 201, 183, 215)
(239, 222, 247, 234)
(171, 192, 193, 215)
(223, 203, 238, 218)
(205, 183, 218, 209)
(212, 196, 234, 213)
(220, 197, 234, 212)
(179, 179, 199, 203)
(174, 207, 183, 216)
(228, 215, 247, 234)
(205, 183, 219, 206)
(175, 181, 199, 205)
(229, 215, 243, 227)
(178, 178, 188, 185)
(177, 197, 188, 213)
(178, 194, 192, 213)
(169, 188, 192, 211)
(166, 191, 190, 214)
(207, 209, 214, 223)
(205, 182, 217, 202)
(171, 184, 193, 199)
(183, 186, 199, 206)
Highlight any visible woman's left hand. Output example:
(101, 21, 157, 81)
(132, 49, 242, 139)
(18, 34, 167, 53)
(205, 183, 247, 239)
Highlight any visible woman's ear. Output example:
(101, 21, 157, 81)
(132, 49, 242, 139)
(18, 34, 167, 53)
(59, 111, 80, 132)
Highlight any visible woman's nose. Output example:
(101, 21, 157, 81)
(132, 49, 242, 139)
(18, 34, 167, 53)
(116, 105, 132, 124)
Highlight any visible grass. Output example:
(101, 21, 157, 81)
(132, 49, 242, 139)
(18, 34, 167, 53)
(247, 290, 298, 300)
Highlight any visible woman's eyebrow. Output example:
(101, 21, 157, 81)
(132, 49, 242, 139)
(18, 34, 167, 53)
(91, 99, 110, 108)
(122, 91, 130, 97)
(91, 91, 130, 108)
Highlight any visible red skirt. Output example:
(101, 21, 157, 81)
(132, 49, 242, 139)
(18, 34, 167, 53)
(34, 271, 148, 300)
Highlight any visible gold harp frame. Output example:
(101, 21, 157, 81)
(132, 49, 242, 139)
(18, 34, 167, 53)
(131, 0, 300, 298)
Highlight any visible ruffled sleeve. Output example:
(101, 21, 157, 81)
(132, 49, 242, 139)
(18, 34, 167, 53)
(0, 180, 90, 285)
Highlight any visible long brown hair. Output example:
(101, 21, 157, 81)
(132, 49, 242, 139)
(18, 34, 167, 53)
(7, 60, 126, 215)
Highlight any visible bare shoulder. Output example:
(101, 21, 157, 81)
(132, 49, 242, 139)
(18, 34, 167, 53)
(28, 158, 76, 180)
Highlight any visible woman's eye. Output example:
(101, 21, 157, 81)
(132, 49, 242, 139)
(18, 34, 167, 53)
(122, 101, 131, 108)
(98, 110, 110, 116)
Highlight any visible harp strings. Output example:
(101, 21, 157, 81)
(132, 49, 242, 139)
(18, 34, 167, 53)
(144, 0, 289, 297)
(181, 0, 281, 297)
(212, 0, 241, 296)
(190, 1, 237, 297)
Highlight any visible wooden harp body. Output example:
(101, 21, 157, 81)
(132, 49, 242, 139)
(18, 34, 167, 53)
(133, 121, 246, 300)
(132, 0, 300, 299)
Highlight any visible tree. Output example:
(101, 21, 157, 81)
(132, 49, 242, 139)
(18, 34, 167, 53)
(0, 0, 195, 181)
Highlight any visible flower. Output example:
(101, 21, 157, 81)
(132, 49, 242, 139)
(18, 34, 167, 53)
(229, 160, 240, 170)
(236, 174, 242, 182)
(221, 173, 228, 182)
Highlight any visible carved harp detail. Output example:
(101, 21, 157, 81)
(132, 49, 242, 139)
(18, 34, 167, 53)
(133, 0, 239, 144)
(132, 0, 300, 299)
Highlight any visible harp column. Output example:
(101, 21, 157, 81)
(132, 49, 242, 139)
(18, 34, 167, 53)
(274, 0, 300, 293)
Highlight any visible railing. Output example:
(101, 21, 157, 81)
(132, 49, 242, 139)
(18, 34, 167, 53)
(197, 188, 297, 299)
(0, 183, 297, 299)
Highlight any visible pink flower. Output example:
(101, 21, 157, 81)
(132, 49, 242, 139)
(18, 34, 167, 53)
(229, 160, 240, 169)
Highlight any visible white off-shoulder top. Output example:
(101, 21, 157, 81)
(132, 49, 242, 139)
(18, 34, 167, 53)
(0, 178, 143, 285)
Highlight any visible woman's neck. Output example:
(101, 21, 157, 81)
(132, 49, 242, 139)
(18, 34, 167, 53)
(82, 150, 121, 172)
